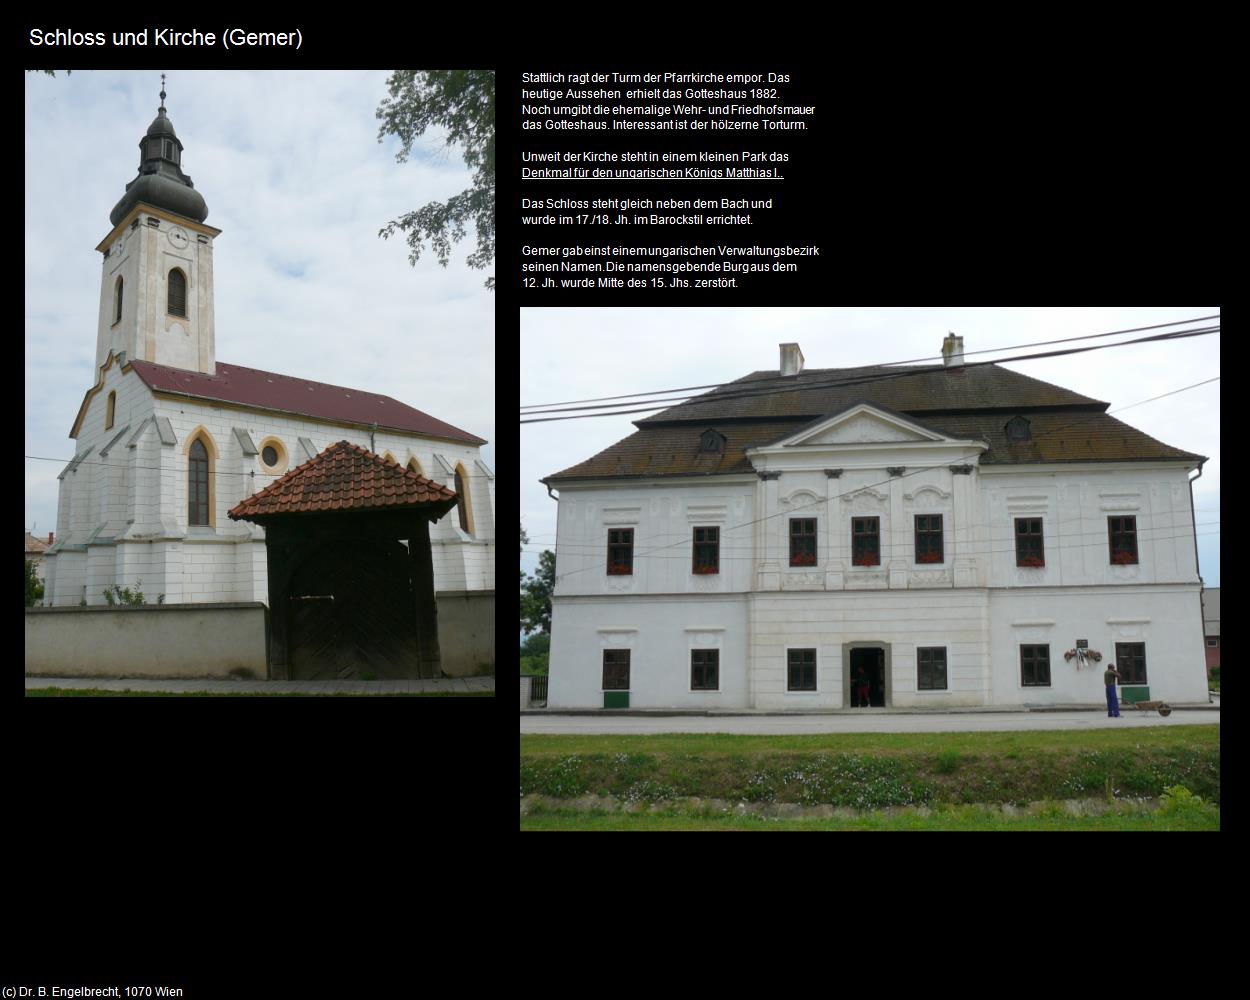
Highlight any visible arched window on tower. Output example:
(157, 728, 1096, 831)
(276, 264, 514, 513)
(113, 276, 123, 325)
(454, 465, 473, 535)
(105, 391, 116, 431)
(188, 438, 209, 526)
(168, 268, 187, 317)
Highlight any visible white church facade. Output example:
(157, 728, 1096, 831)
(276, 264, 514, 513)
(543, 340, 1209, 710)
(44, 85, 495, 610)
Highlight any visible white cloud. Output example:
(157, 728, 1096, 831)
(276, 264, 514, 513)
(25, 70, 494, 537)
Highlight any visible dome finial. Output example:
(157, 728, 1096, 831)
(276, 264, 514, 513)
(159, 74, 167, 114)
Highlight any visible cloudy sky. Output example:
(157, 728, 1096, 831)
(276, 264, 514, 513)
(521, 307, 1220, 586)
(24, 70, 494, 537)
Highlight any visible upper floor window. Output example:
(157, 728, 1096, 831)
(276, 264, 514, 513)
(1115, 643, 1147, 685)
(188, 438, 210, 526)
(692, 526, 719, 574)
(105, 391, 116, 431)
(914, 514, 943, 564)
(167, 268, 187, 317)
(607, 528, 633, 575)
(790, 518, 817, 567)
(852, 517, 880, 567)
(1020, 644, 1051, 687)
(113, 276, 123, 325)
(1108, 516, 1138, 565)
(1015, 518, 1045, 568)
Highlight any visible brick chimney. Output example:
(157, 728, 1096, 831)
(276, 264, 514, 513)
(942, 333, 965, 369)
(48, 532, 54, 545)
(780, 343, 804, 376)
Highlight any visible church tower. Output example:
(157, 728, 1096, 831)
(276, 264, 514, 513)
(95, 78, 221, 376)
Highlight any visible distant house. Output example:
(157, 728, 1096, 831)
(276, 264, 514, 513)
(1202, 588, 1220, 673)
(24, 531, 54, 583)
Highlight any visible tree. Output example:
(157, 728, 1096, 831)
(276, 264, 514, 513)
(520, 550, 555, 635)
(25, 561, 44, 607)
(376, 71, 495, 289)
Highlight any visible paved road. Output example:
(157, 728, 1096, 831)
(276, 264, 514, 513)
(521, 708, 1217, 735)
(26, 676, 494, 695)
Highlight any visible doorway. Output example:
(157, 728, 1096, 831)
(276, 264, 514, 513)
(848, 645, 888, 708)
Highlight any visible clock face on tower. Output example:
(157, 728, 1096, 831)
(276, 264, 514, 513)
(168, 227, 189, 250)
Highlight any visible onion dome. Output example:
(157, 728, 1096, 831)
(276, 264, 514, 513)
(109, 76, 208, 226)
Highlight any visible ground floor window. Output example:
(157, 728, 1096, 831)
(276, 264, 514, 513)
(603, 649, 630, 690)
(787, 648, 817, 691)
(1020, 644, 1051, 686)
(691, 648, 719, 691)
(917, 646, 947, 690)
(1115, 642, 1147, 685)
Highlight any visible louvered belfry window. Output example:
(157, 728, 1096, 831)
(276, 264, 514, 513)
(168, 268, 187, 317)
(188, 438, 209, 526)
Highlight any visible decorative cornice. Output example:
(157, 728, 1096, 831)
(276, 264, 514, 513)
(949, 465, 974, 475)
(886, 467, 906, 477)
(757, 471, 782, 481)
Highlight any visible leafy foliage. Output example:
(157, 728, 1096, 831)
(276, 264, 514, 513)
(103, 582, 147, 606)
(521, 550, 555, 634)
(376, 70, 495, 289)
(25, 560, 44, 607)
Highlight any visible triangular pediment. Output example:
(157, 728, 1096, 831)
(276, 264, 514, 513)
(779, 404, 948, 447)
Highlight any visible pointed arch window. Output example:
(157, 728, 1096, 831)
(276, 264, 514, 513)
(168, 268, 187, 317)
(113, 276, 124, 325)
(189, 438, 209, 526)
(105, 391, 116, 431)
(407, 457, 424, 477)
(454, 466, 472, 534)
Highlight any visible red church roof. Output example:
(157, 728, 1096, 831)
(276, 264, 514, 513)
(229, 440, 458, 520)
(127, 359, 486, 445)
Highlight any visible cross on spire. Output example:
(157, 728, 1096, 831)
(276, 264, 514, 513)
(159, 74, 167, 113)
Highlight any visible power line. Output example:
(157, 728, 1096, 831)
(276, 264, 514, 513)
(520, 314, 1219, 411)
(23, 453, 494, 483)
(519, 326, 1219, 424)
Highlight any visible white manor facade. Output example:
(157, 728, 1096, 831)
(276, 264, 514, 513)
(43, 87, 495, 607)
(544, 340, 1208, 710)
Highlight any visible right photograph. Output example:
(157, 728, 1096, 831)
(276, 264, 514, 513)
(520, 307, 1219, 713)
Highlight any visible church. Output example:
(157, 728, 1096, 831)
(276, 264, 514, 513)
(42, 82, 495, 658)
(543, 339, 1209, 710)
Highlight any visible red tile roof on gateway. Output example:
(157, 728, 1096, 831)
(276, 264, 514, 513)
(229, 441, 458, 521)
(127, 359, 486, 445)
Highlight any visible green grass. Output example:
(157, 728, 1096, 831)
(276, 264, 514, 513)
(520, 726, 1220, 808)
(26, 687, 493, 697)
(521, 800, 1220, 831)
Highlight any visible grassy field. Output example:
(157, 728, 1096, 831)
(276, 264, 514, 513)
(522, 795, 1220, 831)
(520, 726, 1220, 824)
(27, 687, 493, 697)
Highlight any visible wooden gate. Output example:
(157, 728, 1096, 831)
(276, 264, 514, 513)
(287, 539, 418, 679)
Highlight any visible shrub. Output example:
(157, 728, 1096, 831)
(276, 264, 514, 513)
(103, 582, 146, 606)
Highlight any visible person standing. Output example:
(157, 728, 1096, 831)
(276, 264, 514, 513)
(853, 663, 871, 708)
(1104, 662, 1123, 718)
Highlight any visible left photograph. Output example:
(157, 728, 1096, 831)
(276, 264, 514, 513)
(25, 70, 495, 692)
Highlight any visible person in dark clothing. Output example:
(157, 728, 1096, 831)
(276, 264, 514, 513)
(1104, 662, 1122, 718)
(853, 664, 870, 708)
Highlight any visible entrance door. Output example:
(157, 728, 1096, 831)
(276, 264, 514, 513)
(849, 646, 887, 707)
(286, 539, 420, 679)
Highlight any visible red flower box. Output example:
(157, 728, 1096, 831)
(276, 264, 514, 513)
(607, 564, 632, 576)
(692, 564, 719, 575)
(790, 551, 817, 567)
(852, 553, 879, 567)
(1110, 550, 1137, 565)
(1017, 554, 1045, 568)
(916, 551, 942, 564)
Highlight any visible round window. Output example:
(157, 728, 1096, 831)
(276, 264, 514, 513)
(262, 446, 279, 466)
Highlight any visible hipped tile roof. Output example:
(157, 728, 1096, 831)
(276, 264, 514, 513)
(546, 363, 1206, 482)
(128, 359, 486, 445)
(229, 440, 457, 521)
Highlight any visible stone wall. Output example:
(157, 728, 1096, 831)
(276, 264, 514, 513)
(436, 590, 495, 677)
(25, 602, 268, 679)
